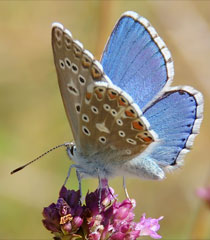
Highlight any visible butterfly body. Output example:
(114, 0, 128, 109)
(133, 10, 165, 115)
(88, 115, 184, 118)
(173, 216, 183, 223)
(52, 11, 203, 181)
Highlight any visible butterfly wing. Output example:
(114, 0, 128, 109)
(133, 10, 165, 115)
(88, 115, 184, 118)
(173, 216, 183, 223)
(52, 23, 157, 159)
(101, 11, 174, 110)
(52, 23, 110, 148)
(142, 87, 203, 170)
(79, 81, 157, 158)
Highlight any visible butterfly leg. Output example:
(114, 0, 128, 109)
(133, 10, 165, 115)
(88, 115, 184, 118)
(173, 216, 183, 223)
(76, 170, 82, 203)
(123, 176, 131, 200)
(64, 164, 78, 186)
(98, 174, 102, 213)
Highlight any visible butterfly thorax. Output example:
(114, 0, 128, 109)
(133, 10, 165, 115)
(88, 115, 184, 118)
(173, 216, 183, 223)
(72, 148, 125, 178)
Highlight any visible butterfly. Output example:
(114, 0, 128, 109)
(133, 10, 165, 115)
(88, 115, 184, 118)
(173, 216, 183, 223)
(51, 11, 203, 186)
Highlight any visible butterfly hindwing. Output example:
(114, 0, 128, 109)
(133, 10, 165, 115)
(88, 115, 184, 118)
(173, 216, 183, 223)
(79, 81, 157, 159)
(101, 11, 174, 110)
(143, 86, 203, 169)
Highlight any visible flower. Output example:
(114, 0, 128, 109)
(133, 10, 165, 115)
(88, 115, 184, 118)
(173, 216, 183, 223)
(196, 186, 210, 208)
(138, 214, 163, 239)
(42, 182, 163, 239)
(42, 187, 84, 239)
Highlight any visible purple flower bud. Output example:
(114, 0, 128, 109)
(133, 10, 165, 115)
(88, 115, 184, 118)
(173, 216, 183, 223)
(61, 221, 72, 234)
(72, 216, 83, 229)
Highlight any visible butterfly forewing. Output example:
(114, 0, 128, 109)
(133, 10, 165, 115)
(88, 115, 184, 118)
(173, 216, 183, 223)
(101, 11, 174, 111)
(52, 23, 109, 147)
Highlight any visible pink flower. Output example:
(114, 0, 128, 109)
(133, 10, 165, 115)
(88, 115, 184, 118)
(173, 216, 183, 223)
(138, 213, 163, 239)
(196, 187, 210, 208)
(42, 184, 163, 239)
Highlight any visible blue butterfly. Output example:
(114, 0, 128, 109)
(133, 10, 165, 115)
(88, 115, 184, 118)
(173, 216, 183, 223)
(51, 11, 203, 188)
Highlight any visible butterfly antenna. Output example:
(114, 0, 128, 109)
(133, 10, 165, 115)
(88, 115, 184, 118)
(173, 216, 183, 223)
(10, 142, 71, 175)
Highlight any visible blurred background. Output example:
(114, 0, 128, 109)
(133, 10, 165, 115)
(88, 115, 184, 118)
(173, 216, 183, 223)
(1, 1, 210, 239)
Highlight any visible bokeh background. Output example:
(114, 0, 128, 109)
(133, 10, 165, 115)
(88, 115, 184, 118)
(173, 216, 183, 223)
(1, 1, 210, 239)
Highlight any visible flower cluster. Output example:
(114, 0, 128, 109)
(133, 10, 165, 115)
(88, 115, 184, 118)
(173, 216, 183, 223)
(43, 184, 163, 239)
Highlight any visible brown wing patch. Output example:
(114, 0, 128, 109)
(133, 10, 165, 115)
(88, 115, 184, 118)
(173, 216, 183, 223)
(79, 83, 157, 159)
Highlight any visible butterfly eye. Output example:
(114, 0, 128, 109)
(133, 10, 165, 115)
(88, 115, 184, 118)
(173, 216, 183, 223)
(70, 145, 74, 156)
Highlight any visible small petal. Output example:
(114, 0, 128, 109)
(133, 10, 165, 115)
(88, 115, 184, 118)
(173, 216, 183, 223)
(138, 214, 163, 239)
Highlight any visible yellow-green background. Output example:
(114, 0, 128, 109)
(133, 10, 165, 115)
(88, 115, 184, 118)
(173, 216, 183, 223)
(1, 1, 210, 239)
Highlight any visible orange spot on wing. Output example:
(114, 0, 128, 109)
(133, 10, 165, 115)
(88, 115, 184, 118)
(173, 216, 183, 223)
(82, 57, 91, 68)
(125, 110, 135, 118)
(86, 92, 92, 100)
(91, 66, 101, 79)
(118, 98, 127, 106)
(136, 133, 153, 144)
(108, 92, 117, 100)
(142, 136, 153, 143)
(95, 90, 103, 99)
(132, 121, 144, 131)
